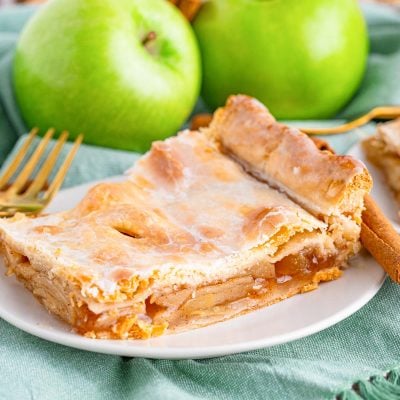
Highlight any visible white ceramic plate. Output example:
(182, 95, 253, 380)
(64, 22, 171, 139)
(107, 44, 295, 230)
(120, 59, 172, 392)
(0, 176, 386, 359)
(348, 142, 400, 231)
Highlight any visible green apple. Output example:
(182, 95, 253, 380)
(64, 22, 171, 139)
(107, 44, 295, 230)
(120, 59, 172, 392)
(13, 0, 201, 152)
(193, 0, 368, 119)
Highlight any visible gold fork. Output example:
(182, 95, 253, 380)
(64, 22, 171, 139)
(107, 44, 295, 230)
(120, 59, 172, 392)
(301, 106, 400, 135)
(0, 128, 83, 217)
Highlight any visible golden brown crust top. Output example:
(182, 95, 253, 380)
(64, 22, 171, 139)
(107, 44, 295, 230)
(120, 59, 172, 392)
(207, 95, 372, 216)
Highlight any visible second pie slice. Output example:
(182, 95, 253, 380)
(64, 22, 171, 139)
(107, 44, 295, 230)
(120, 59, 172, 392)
(363, 118, 400, 205)
(0, 95, 372, 339)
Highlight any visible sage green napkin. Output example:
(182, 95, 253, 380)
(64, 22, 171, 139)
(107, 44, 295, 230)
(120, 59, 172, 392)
(1, 4, 400, 400)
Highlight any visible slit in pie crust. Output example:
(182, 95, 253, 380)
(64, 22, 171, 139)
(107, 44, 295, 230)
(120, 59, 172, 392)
(0, 95, 372, 339)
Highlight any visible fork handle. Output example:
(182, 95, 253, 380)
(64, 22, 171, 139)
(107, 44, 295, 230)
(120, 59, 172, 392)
(372, 106, 400, 119)
(302, 105, 400, 135)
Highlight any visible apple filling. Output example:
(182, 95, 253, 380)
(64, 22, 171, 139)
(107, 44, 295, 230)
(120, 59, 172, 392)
(2, 240, 341, 340)
(146, 250, 341, 333)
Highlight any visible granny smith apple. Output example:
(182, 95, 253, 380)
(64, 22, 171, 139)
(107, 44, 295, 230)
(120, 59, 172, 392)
(193, 0, 368, 119)
(13, 0, 201, 152)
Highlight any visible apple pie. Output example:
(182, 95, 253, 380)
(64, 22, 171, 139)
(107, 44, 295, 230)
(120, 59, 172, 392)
(363, 118, 400, 203)
(0, 95, 372, 339)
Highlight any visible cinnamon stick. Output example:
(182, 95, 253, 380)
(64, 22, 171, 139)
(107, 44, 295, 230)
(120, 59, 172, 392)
(361, 195, 400, 282)
(170, 0, 202, 21)
(190, 113, 213, 130)
(309, 137, 335, 153)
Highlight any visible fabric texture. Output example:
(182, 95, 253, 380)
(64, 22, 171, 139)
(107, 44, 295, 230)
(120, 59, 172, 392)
(0, 4, 400, 400)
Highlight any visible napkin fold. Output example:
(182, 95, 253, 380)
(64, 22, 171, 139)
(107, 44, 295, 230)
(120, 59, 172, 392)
(1, 4, 400, 400)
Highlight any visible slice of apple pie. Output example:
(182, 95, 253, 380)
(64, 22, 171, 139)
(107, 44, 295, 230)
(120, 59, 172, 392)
(0, 95, 372, 339)
(363, 118, 400, 203)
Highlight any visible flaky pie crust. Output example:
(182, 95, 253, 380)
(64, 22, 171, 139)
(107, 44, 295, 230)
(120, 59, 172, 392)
(0, 95, 372, 339)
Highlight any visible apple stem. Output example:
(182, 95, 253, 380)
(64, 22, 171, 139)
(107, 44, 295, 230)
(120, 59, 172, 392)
(142, 31, 157, 46)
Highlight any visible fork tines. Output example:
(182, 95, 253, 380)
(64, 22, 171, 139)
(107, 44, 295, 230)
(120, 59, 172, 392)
(0, 128, 83, 212)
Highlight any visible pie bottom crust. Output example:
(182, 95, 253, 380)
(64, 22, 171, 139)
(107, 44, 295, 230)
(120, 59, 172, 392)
(2, 241, 343, 340)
